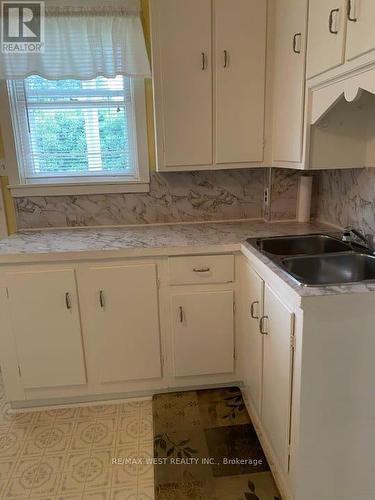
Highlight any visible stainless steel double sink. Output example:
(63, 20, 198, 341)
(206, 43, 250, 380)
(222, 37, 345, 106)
(247, 234, 375, 286)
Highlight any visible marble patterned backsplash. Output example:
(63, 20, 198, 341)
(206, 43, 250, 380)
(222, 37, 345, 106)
(269, 168, 302, 221)
(312, 168, 375, 234)
(14, 168, 301, 230)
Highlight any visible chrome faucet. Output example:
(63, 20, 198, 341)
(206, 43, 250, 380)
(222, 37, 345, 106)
(342, 226, 375, 252)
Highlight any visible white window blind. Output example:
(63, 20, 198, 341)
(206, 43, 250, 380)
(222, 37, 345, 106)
(7, 75, 141, 183)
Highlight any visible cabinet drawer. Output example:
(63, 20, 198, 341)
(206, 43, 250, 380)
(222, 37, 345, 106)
(169, 255, 234, 285)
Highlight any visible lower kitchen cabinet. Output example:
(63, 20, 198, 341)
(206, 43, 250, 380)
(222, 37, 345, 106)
(240, 261, 264, 418)
(171, 289, 234, 377)
(239, 253, 375, 500)
(0, 255, 237, 403)
(261, 283, 294, 477)
(78, 262, 162, 385)
(240, 263, 295, 478)
(2, 247, 374, 499)
(3, 267, 86, 390)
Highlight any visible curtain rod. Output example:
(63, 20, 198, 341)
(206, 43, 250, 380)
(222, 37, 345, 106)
(45, 6, 140, 16)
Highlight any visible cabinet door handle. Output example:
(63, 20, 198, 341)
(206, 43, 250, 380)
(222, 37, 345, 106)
(292, 33, 302, 54)
(179, 306, 184, 323)
(347, 0, 357, 22)
(259, 315, 269, 335)
(201, 52, 207, 70)
(65, 292, 72, 310)
(250, 300, 259, 319)
(328, 8, 339, 34)
(193, 267, 210, 273)
(223, 49, 229, 68)
(99, 290, 105, 308)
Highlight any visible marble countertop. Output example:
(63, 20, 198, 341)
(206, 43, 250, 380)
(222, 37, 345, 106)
(0, 219, 373, 298)
(0, 220, 330, 257)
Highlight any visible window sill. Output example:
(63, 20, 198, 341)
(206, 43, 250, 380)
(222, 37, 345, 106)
(8, 181, 150, 197)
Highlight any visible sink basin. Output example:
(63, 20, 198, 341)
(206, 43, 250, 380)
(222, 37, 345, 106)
(281, 253, 375, 286)
(254, 234, 352, 256)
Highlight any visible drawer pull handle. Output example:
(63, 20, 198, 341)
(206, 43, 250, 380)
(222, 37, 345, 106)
(259, 315, 269, 335)
(250, 300, 259, 319)
(179, 306, 184, 323)
(99, 290, 105, 308)
(65, 292, 72, 310)
(328, 8, 339, 34)
(193, 267, 210, 273)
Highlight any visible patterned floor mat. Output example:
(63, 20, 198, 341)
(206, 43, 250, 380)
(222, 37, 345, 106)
(153, 387, 281, 500)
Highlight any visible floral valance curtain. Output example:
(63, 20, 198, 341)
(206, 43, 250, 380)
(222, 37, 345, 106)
(0, 2, 151, 80)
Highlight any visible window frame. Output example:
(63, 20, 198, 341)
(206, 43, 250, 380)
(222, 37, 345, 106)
(0, 78, 150, 197)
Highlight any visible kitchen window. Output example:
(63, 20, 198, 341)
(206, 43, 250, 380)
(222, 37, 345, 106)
(0, 2, 151, 196)
(6, 75, 149, 194)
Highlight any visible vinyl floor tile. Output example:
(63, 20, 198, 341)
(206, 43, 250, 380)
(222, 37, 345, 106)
(0, 372, 154, 500)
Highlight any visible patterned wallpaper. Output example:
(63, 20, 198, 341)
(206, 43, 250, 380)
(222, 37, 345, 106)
(14, 168, 301, 230)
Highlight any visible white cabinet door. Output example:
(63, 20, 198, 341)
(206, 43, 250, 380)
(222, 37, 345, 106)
(79, 263, 162, 384)
(346, 0, 375, 61)
(0, 187, 8, 239)
(214, 0, 266, 163)
(172, 290, 234, 377)
(6, 268, 86, 389)
(272, 0, 308, 163)
(151, 0, 212, 168)
(241, 263, 264, 417)
(307, 0, 347, 78)
(262, 284, 294, 476)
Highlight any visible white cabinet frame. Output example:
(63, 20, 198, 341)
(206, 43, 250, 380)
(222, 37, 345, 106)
(149, 0, 267, 172)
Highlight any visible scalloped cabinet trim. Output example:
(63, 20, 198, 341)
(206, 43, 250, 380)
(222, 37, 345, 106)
(307, 65, 375, 170)
(311, 67, 375, 124)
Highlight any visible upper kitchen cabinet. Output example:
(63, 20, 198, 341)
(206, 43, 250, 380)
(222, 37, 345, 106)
(150, 0, 267, 171)
(214, 0, 266, 164)
(306, 0, 347, 79)
(271, 0, 375, 170)
(271, 0, 308, 165)
(345, 0, 375, 62)
(150, 0, 212, 168)
(307, 0, 375, 81)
